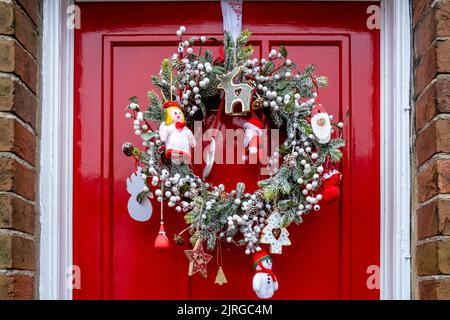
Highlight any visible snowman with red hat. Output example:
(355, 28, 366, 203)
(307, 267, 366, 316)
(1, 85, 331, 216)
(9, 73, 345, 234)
(252, 248, 278, 299)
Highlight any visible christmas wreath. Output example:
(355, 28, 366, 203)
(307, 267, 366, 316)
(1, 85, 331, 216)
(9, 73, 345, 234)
(122, 27, 345, 299)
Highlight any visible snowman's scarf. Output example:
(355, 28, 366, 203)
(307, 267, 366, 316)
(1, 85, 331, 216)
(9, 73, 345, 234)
(255, 260, 277, 282)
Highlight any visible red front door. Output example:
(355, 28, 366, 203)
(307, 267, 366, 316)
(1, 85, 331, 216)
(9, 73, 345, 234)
(74, 1, 380, 300)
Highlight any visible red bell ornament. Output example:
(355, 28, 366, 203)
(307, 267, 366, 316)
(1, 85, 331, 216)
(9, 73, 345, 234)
(321, 170, 342, 205)
(154, 222, 170, 251)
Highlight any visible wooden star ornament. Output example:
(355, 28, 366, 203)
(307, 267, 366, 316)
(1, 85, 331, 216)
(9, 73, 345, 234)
(260, 211, 291, 254)
(184, 239, 213, 278)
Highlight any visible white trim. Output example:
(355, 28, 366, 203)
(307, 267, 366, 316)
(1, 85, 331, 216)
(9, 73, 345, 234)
(40, 0, 74, 300)
(380, 0, 412, 300)
(39, 0, 411, 300)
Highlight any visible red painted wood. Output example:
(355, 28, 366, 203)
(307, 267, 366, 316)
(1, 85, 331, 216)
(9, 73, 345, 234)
(74, 1, 380, 300)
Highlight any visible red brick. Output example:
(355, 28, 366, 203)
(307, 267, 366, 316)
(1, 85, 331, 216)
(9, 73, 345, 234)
(16, 0, 41, 27)
(415, 43, 437, 95)
(416, 240, 450, 275)
(416, 119, 450, 165)
(0, 3, 39, 58)
(0, 39, 37, 93)
(414, 2, 450, 58)
(0, 77, 37, 128)
(14, 6, 39, 58)
(417, 200, 450, 239)
(437, 39, 450, 72)
(415, 7, 437, 59)
(0, 194, 35, 235)
(417, 160, 450, 203)
(436, 0, 450, 36)
(0, 157, 35, 201)
(0, 117, 36, 164)
(418, 279, 450, 299)
(0, 274, 34, 300)
(413, 0, 432, 26)
(0, 235, 35, 270)
(416, 78, 450, 130)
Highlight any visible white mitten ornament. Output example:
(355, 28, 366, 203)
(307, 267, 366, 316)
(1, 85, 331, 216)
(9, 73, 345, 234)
(126, 167, 153, 222)
(252, 249, 278, 299)
(159, 101, 196, 165)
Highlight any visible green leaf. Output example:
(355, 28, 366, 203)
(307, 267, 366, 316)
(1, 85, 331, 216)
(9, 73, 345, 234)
(212, 66, 227, 75)
(136, 191, 148, 204)
(132, 148, 140, 157)
(278, 144, 291, 156)
(276, 80, 290, 91)
(315, 76, 329, 87)
(284, 99, 295, 112)
(282, 214, 292, 228)
(147, 91, 162, 108)
(236, 182, 245, 198)
(262, 61, 275, 75)
(293, 215, 303, 225)
(279, 180, 291, 195)
(129, 96, 138, 104)
(204, 50, 213, 63)
(329, 149, 343, 162)
(179, 184, 190, 196)
(141, 131, 156, 141)
(199, 102, 206, 116)
(278, 199, 296, 210)
(262, 185, 277, 201)
(279, 46, 288, 58)
(298, 119, 313, 135)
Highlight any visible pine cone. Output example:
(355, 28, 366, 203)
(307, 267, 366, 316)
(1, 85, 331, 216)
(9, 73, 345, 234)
(189, 189, 199, 198)
(219, 191, 229, 201)
(252, 97, 264, 110)
(246, 205, 259, 217)
(284, 154, 297, 168)
(173, 234, 185, 246)
(254, 189, 264, 201)
(173, 59, 185, 72)
(122, 142, 134, 157)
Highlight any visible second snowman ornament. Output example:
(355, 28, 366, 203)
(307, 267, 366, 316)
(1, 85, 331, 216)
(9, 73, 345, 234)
(252, 249, 278, 299)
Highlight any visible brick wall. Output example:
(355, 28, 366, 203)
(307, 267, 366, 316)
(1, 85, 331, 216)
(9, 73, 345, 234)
(0, 0, 40, 300)
(413, 0, 450, 300)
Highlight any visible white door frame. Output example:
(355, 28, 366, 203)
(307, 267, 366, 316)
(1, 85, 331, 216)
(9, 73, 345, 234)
(39, 0, 412, 300)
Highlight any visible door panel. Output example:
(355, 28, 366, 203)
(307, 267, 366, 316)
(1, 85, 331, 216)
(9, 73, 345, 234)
(74, 1, 380, 299)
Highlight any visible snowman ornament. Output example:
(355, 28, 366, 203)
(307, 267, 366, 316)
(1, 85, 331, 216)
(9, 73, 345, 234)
(159, 101, 196, 165)
(252, 249, 279, 299)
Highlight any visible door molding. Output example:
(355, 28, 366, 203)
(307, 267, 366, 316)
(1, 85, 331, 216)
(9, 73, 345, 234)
(40, 0, 74, 300)
(380, 0, 412, 300)
(40, 0, 411, 299)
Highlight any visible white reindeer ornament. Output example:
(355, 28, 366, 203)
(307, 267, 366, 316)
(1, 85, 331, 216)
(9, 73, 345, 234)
(126, 167, 153, 222)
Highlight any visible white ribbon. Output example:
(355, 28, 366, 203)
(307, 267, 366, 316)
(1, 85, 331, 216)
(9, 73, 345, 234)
(221, 0, 243, 42)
